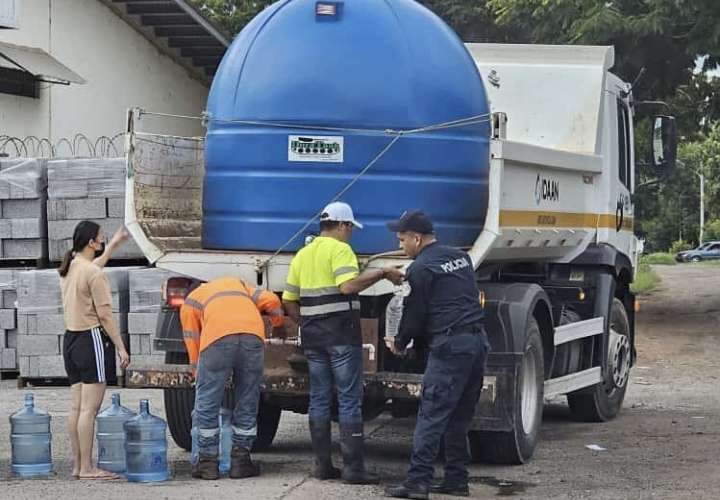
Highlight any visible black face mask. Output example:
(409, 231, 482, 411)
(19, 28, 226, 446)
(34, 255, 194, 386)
(94, 242, 105, 259)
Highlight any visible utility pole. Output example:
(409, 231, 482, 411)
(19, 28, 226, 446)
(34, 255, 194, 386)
(691, 168, 705, 244)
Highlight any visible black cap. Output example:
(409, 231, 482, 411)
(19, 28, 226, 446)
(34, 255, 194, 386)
(386, 210, 435, 234)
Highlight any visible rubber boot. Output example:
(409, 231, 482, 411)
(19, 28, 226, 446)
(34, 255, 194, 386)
(229, 446, 261, 478)
(309, 417, 341, 480)
(339, 422, 379, 484)
(384, 482, 430, 499)
(191, 454, 220, 480)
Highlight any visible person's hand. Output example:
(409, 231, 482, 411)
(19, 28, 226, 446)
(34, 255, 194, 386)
(109, 227, 130, 249)
(384, 336, 406, 357)
(118, 349, 130, 370)
(382, 266, 405, 285)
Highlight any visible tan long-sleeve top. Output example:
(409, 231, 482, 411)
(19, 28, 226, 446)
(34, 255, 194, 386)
(60, 255, 118, 338)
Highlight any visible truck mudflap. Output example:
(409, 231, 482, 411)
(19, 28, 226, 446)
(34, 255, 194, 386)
(125, 364, 500, 408)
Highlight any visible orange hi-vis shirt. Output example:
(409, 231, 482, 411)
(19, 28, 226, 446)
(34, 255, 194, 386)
(179, 277, 284, 369)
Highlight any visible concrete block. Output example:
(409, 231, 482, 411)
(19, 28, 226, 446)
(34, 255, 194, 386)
(47, 158, 125, 199)
(0, 348, 16, 369)
(107, 198, 125, 218)
(128, 312, 157, 334)
(4, 218, 44, 239)
(48, 220, 143, 261)
(129, 268, 174, 312)
(17, 334, 60, 356)
(1, 239, 46, 259)
(18, 355, 29, 376)
(0, 308, 15, 329)
(0, 158, 47, 200)
(0, 328, 5, 347)
(1, 199, 45, 219)
(17, 270, 62, 313)
(20, 355, 66, 377)
(35, 314, 65, 335)
(129, 333, 152, 355)
(6, 329, 17, 348)
(47, 198, 107, 221)
(2, 290, 18, 308)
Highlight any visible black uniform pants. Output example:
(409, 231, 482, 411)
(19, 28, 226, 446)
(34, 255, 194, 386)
(406, 331, 489, 487)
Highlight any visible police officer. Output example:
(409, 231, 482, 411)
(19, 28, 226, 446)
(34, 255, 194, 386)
(384, 210, 489, 499)
(282, 201, 404, 484)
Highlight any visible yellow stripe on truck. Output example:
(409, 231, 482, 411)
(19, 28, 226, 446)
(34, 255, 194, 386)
(499, 210, 634, 231)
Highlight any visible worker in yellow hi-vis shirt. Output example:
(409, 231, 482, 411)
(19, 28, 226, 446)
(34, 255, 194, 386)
(282, 201, 404, 485)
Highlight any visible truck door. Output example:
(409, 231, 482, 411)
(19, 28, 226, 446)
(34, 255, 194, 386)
(607, 93, 635, 260)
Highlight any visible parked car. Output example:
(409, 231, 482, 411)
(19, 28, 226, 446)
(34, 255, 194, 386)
(676, 241, 720, 262)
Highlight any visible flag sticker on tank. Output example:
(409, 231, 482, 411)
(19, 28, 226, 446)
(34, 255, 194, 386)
(288, 135, 344, 163)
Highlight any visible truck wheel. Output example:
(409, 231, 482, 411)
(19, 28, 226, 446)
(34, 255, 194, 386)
(164, 351, 194, 451)
(567, 298, 630, 422)
(469, 318, 544, 464)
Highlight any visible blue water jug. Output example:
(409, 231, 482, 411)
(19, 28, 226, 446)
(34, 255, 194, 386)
(124, 399, 169, 482)
(96, 393, 136, 473)
(10, 393, 52, 477)
(191, 408, 232, 474)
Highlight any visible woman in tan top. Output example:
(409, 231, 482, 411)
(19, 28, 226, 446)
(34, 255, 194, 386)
(59, 220, 130, 480)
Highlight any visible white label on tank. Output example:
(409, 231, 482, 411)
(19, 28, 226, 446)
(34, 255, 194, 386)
(288, 135, 344, 163)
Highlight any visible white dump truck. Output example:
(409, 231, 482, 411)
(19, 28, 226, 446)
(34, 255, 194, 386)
(123, 43, 676, 464)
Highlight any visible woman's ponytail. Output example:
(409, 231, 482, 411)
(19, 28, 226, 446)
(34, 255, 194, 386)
(58, 249, 75, 277)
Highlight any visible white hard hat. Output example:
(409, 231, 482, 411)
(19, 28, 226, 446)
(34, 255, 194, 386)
(319, 201, 363, 229)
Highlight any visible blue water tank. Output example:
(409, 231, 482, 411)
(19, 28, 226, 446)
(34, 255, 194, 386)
(203, 0, 490, 254)
(96, 393, 136, 473)
(124, 399, 169, 482)
(10, 393, 52, 477)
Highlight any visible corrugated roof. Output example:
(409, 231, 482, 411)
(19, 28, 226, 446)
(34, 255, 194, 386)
(100, 0, 231, 85)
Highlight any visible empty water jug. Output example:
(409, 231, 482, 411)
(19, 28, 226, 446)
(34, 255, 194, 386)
(10, 393, 52, 477)
(96, 393, 136, 473)
(124, 399, 169, 482)
(191, 408, 232, 474)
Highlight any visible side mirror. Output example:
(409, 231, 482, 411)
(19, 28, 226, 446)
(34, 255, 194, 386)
(651, 115, 677, 171)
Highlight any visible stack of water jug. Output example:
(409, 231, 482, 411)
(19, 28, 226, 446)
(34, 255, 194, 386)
(10, 393, 170, 482)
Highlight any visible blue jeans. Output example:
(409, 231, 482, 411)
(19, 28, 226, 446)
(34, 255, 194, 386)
(193, 334, 264, 455)
(305, 345, 363, 425)
(407, 332, 489, 487)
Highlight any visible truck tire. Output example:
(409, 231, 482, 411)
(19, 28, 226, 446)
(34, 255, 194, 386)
(567, 298, 630, 422)
(164, 351, 194, 451)
(469, 318, 544, 464)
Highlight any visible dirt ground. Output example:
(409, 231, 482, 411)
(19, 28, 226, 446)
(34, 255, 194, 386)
(1, 264, 719, 499)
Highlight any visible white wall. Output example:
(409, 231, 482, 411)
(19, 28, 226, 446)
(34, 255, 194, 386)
(0, 0, 208, 147)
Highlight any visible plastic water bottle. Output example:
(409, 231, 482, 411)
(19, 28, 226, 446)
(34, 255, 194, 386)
(124, 399, 169, 482)
(10, 393, 52, 477)
(191, 408, 232, 474)
(96, 393, 136, 473)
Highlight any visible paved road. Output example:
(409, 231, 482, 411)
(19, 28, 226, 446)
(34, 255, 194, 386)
(1, 264, 719, 499)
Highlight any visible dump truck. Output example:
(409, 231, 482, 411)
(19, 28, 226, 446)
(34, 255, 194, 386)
(122, 39, 676, 464)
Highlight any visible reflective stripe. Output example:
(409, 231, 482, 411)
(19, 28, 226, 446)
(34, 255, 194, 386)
(183, 330, 200, 341)
(300, 301, 360, 316)
(184, 298, 204, 310)
(285, 283, 300, 294)
(189, 362, 197, 369)
(232, 425, 257, 436)
(333, 266, 358, 278)
(251, 288, 263, 304)
(299, 286, 341, 297)
(198, 427, 220, 438)
(205, 290, 251, 306)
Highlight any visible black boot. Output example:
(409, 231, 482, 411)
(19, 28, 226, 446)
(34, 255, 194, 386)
(339, 422, 379, 485)
(384, 483, 430, 500)
(429, 478, 470, 497)
(309, 417, 341, 480)
(191, 453, 219, 480)
(229, 446, 261, 479)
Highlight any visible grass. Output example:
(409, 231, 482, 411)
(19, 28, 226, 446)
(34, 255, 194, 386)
(642, 252, 676, 265)
(631, 260, 661, 295)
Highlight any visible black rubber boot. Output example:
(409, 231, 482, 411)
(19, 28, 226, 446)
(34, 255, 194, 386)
(309, 417, 341, 480)
(191, 454, 219, 480)
(229, 446, 261, 479)
(384, 482, 430, 500)
(429, 478, 470, 497)
(339, 422, 379, 485)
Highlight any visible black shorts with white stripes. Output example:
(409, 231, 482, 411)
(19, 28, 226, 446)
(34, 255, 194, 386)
(63, 327, 117, 385)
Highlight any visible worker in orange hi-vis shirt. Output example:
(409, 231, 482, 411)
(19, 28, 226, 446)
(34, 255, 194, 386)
(180, 277, 285, 481)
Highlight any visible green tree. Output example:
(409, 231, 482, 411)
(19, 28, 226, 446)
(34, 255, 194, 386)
(190, 0, 273, 35)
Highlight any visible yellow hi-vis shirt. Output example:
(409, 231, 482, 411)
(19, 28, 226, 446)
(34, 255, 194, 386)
(283, 236, 361, 348)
